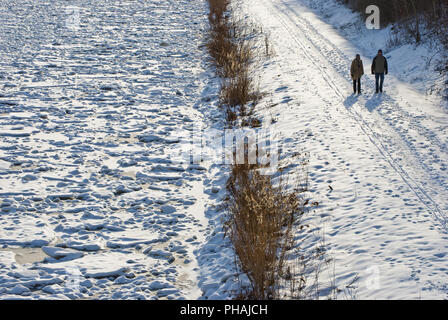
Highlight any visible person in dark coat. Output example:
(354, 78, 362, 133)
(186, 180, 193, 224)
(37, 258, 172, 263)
(371, 49, 388, 93)
(350, 54, 364, 94)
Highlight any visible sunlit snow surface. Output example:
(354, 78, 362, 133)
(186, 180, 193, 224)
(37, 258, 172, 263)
(0, 0, 236, 299)
(239, 0, 448, 299)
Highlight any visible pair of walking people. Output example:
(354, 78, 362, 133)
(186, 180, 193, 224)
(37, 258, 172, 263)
(350, 49, 388, 94)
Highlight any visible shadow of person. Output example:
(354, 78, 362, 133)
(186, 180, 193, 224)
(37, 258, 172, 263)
(343, 94, 359, 109)
(365, 94, 383, 112)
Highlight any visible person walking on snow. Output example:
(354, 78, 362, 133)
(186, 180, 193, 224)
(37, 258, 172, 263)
(351, 54, 364, 94)
(371, 49, 388, 93)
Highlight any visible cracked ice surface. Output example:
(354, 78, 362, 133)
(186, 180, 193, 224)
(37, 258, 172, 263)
(0, 0, 235, 299)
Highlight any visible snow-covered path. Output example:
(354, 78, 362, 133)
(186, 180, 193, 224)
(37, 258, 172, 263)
(241, 0, 448, 299)
(0, 0, 229, 299)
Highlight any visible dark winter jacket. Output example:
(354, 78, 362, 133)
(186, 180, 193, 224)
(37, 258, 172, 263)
(371, 55, 388, 74)
(351, 58, 364, 80)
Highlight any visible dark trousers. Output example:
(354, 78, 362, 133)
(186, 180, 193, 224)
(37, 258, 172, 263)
(375, 73, 385, 92)
(353, 78, 361, 93)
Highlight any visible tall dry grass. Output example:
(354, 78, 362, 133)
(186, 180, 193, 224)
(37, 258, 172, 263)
(206, 0, 317, 300)
(206, 0, 261, 127)
(224, 164, 307, 299)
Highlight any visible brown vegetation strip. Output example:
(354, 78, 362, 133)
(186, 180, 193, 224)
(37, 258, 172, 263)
(206, 0, 309, 299)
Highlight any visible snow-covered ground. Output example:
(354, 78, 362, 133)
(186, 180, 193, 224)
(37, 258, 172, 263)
(0, 0, 237, 299)
(238, 0, 448, 299)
